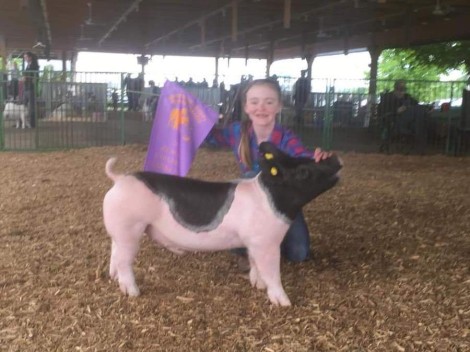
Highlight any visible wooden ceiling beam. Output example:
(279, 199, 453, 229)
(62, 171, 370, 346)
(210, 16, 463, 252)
(145, 0, 244, 50)
(189, 0, 345, 51)
(98, 0, 145, 46)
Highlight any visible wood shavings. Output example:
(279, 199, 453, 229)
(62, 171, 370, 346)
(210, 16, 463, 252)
(0, 146, 469, 351)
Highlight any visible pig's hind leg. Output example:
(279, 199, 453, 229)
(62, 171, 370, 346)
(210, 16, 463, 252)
(248, 256, 266, 290)
(108, 224, 146, 297)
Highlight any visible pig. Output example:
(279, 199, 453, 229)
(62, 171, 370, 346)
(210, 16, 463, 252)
(102, 142, 342, 306)
(141, 100, 153, 121)
(3, 102, 30, 129)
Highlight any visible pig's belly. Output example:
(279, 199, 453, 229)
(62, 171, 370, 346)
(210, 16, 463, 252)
(147, 203, 244, 252)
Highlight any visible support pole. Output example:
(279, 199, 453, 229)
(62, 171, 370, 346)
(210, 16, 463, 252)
(367, 45, 382, 128)
(266, 41, 274, 78)
(231, 1, 238, 42)
(306, 54, 314, 81)
(283, 0, 291, 29)
(200, 20, 206, 47)
(214, 56, 219, 85)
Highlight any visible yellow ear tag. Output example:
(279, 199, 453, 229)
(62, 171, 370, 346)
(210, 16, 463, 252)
(270, 167, 278, 176)
(265, 153, 274, 160)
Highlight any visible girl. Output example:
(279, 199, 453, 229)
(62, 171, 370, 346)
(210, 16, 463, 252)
(207, 78, 330, 269)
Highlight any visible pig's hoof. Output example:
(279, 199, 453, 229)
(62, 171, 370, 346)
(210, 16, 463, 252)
(268, 290, 291, 307)
(109, 267, 118, 281)
(119, 282, 140, 297)
(249, 269, 266, 290)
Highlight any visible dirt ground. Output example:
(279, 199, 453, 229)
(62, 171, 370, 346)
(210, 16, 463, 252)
(0, 145, 469, 352)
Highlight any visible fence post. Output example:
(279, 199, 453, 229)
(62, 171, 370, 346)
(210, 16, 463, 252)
(322, 81, 334, 150)
(0, 81, 4, 150)
(31, 73, 40, 150)
(444, 81, 456, 155)
(120, 73, 125, 145)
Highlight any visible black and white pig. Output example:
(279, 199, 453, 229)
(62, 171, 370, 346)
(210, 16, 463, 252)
(103, 142, 342, 306)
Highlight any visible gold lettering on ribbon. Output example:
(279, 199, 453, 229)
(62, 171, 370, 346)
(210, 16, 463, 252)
(169, 108, 189, 129)
(152, 145, 178, 173)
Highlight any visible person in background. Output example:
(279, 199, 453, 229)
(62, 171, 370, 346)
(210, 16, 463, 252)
(133, 73, 145, 111)
(123, 74, 133, 111)
(23, 51, 40, 128)
(8, 60, 20, 101)
(206, 78, 331, 271)
(148, 80, 160, 115)
(378, 79, 428, 152)
(200, 78, 209, 88)
(378, 79, 418, 119)
(293, 70, 311, 126)
(111, 89, 119, 111)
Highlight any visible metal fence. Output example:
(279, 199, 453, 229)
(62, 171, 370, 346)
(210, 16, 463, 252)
(1, 71, 469, 156)
(274, 76, 469, 155)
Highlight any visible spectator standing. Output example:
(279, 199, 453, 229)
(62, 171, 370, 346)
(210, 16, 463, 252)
(23, 52, 40, 128)
(8, 60, 20, 101)
(123, 74, 133, 111)
(293, 70, 311, 126)
(111, 89, 119, 111)
(133, 73, 145, 111)
(147, 80, 160, 115)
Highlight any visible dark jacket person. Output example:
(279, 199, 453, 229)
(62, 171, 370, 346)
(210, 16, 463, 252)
(23, 52, 40, 128)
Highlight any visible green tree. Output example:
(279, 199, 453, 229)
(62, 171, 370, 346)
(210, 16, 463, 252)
(406, 41, 470, 76)
(378, 49, 442, 82)
(373, 45, 469, 103)
(375, 49, 443, 102)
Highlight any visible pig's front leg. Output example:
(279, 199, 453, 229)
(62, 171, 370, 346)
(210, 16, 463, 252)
(249, 246, 291, 306)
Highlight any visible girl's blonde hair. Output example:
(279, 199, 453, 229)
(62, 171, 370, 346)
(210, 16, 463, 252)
(238, 79, 282, 168)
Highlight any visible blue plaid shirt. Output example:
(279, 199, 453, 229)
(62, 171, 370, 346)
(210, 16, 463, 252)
(207, 122, 315, 175)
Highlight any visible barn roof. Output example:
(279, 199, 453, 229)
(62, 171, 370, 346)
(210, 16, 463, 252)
(1, 0, 470, 61)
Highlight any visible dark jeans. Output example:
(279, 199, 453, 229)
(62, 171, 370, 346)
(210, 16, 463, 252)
(397, 105, 428, 150)
(23, 89, 36, 128)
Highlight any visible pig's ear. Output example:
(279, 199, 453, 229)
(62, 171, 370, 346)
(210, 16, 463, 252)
(262, 152, 281, 177)
(260, 149, 284, 178)
(259, 141, 280, 157)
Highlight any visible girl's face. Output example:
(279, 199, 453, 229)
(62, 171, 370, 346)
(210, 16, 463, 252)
(244, 84, 282, 127)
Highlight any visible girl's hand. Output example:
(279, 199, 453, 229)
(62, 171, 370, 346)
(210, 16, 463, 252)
(313, 148, 332, 163)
